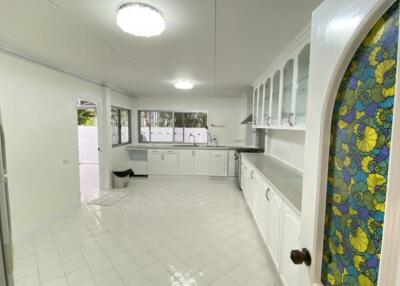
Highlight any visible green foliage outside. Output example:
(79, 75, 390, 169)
(77, 109, 96, 126)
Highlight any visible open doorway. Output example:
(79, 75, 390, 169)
(77, 100, 100, 202)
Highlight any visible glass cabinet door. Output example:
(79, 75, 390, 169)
(281, 59, 294, 125)
(258, 83, 264, 125)
(263, 79, 271, 126)
(252, 87, 258, 125)
(271, 71, 281, 125)
(295, 44, 310, 125)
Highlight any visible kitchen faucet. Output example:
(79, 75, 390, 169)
(189, 133, 197, 147)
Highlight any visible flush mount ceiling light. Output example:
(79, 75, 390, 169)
(117, 3, 165, 37)
(174, 80, 194, 90)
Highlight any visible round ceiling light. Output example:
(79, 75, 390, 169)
(117, 3, 165, 37)
(174, 80, 194, 90)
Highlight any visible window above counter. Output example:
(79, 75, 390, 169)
(138, 110, 208, 144)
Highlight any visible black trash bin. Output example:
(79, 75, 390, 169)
(112, 169, 134, 188)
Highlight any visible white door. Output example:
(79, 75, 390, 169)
(77, 100, 100, 202)
(281, 205, 301, 286)
(209, 151, 227, 176)
(179, 150, 195, 175)
(299, 1, 400, 285)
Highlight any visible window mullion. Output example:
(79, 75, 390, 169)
(118, 110, 122, 145)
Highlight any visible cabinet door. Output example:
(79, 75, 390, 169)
(252, 175, 266, 228)
(240, 159, 248, 191)
(271, 71, 281, 126)
(281, 59, 294, 126)
(257, 83, 264, 126)
(208, 151, 227, 176)
(245, 169, 256, 211)
(195, 150, 209, 175)
(258, 183, 270, 241)
(263, 78, 272, 127)
(163, 151, 178, 175)
(280, 206, 301, 286)
(179, 150, 195, 175)
(252, 88, 258, 125)
(294, 44, 310, 126)
(267, 189, 283, 270)
(148, 150, 163, 175)
(228, 150, 236, 177)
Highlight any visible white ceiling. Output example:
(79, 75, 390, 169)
(0, 0, 322, 98)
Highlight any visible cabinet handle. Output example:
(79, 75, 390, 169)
(250, 170, 255, 180)
(265, 188, 270, 201)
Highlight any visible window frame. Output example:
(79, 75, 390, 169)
(112, 106, 132, 147)
(138, 110, 208, 144)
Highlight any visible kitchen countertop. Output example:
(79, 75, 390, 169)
(242, 153, 303, 212)
(125, 144, 263, 152)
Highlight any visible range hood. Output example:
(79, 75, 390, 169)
(240, 114, 253, 125)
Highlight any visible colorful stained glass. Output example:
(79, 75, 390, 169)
(321, 2, 399, 285)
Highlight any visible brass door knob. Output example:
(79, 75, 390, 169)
(290, 248, 312, 266)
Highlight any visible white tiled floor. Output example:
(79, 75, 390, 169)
(13, 176, 282, 286)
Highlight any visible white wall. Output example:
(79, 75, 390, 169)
(132, 97, 247, 146)
(109, 89, 135, 171)
(0, 52, 134, 239)
(265, 130, 305, 171)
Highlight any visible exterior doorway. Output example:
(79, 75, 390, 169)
(77, 100, 100, 202)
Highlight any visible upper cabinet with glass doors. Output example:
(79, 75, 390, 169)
(251, 27, 311, 130)
(294, 44, 310, 126)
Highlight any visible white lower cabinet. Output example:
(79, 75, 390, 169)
(208, 150, 228, 176)
(149, 149, 228, 176)
(280, 205, 301, 286)
(195, 150, 209, 175)
(148, 150, 163, 174)
(240, 157, 301, 286)
(179, 150, 195, 175)
(148, 150, 178, 175)
(163, 151, 179, 175)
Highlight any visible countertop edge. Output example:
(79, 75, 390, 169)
(125, 145, 263, 151)
(242, 153, 303, 214)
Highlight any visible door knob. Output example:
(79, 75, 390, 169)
(290, 248, 311, 266)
